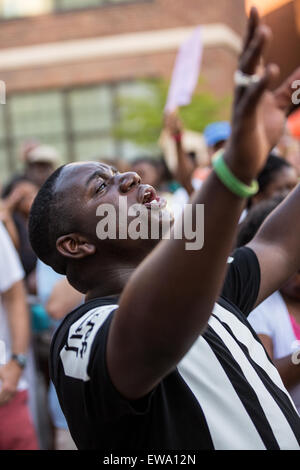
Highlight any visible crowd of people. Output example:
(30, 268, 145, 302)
(0, 7, 300, 451)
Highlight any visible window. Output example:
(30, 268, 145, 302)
(55, 0, 103, 10)
(55, 0, 134, 11)
(116, 81, 161, 159)
(0, 81, 156, 184)
(0, 0, 52, 19)
(0, 0, 138, 19)
(8, 90, 67, 174)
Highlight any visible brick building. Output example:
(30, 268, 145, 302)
(0, 0, 247, 182)
(247, 0, 300, 88)
(247, 1, 300, 143)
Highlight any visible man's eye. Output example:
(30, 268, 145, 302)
(96, 182, 107, 193)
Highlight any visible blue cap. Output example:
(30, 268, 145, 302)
(204, 122, 231, 148)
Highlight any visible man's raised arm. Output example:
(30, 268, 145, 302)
(107, 8, 300, 400)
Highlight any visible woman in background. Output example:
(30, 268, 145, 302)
(237, 197, 300, 415)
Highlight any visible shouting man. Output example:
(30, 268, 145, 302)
(29, 9, 300, 450)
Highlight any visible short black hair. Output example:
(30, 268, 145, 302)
(247, 153, 292, 208)
(257, 153, 291, 193)
(131, 157, 161, 170)
(237, 194, 285, 247)
(29, 165, 68, 274)
(131, 156, 174, 183)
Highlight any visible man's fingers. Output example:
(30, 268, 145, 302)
(240, 64, 280, 113)
(239, 24, 272, 76)
(242, 6, 260, 54)
(274, 66, 300, 112)
(233, 25, 273, 107)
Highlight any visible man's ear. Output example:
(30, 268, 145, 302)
(56, 233, 96, 260)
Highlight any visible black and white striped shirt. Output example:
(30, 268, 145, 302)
(50, 247, 300, 450)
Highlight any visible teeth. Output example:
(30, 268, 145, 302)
(143, 190, 152, 203)
(149, 199, 160, 210)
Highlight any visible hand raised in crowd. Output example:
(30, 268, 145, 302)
(226, 7, 300, 183)
(163, 111, 195, 195)
(163, 110, 183, 138)
(4, 181, 38, 218)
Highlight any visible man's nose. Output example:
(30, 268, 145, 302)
(117, 172, 141, 194)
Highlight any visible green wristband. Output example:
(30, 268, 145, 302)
(212, 151, 259, 199)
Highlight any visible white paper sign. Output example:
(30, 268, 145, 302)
(0, 340, 6, 366)
(165, 26, 203, 113)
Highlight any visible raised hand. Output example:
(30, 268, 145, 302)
(225, 7, 300, 182)
(163, 110, 183, 138)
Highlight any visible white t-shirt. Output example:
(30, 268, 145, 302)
(172, 184, 248, 224)
(171, 179, 202, 220)
(248, 291, 300, 414)
(0, 222, 27, 390)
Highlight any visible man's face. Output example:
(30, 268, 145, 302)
(263, 166, 298, 200)
(54, 161, 173, 253)
(253, 166, 298, 206)
(131, 161, 161, 187)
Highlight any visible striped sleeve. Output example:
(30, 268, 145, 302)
(221, 247, 261, 316)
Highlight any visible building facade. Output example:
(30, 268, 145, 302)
(0, 0, 247, 182)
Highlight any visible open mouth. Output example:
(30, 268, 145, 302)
(139, 185, 167, 211)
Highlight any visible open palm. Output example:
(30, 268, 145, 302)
(226, 8, 300, 181)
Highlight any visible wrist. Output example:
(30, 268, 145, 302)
(10, 353, 27, 370)
(172, 132, 182, 144)
(223, 151, 258, 186)
(212, 150, 259, 199)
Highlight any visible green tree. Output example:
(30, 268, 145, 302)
(113, 78, 231, 149)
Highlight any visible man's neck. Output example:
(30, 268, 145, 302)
(82, 239, 157, 302)
(85, 264, 135, 302)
